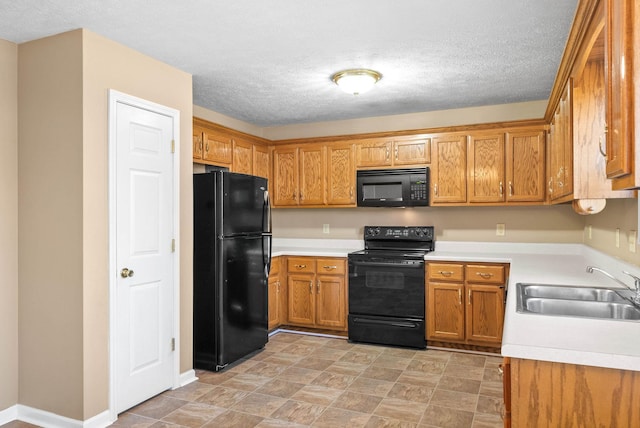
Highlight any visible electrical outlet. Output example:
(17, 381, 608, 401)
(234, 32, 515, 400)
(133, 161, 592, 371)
(322, 224, 330, 234)
(616, 228, 620, 248)
(496, 223, 505, 236)
(629, 231, 637, 253)
(587, 225, 592, 240)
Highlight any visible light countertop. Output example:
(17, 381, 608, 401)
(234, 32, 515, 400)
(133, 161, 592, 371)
(271, 238, 640, 371)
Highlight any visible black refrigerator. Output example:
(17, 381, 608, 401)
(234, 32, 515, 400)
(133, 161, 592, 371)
(193, 171, 272, 371)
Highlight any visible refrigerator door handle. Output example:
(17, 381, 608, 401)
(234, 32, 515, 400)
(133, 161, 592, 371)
(263, 189, 272, 233)
(263, 234, 272, 277)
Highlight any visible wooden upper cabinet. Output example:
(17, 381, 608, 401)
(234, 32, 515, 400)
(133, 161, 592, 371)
(327, 143, 356, 205)
(468, 133, 505, 203)
(202, 129, 232, 165)
(548, 82, 573, 202)
(299, 145, 326, 205)
(507, 128, 546, 203)
(356, 136, 431, 168)
(193, 126, 204, 160)
(253, 144, 270, 180)
(356, 138, 393, 167)
(605, 0, 634, 184)
(431, 135, 468, 204)
(393, 136, 431, 165)
(272, 147, 299, 206)
(231, 137, 253, 175)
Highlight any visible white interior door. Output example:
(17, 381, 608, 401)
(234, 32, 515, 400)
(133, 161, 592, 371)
(112, 94, 177, 413)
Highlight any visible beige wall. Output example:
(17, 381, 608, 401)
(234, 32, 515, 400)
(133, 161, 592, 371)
(585, 198, 640, 266)
(273, 205, 585, 243)
(0, 39, 19, 412)
(262, 100, 548, 140)
(18, 29, 193, 421)
(18, 30, 85, 418)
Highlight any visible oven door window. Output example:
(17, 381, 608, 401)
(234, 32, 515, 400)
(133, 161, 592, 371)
(348, 259, 425, 318)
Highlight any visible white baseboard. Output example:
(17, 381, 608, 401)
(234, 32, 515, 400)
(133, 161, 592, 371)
(1, 405, 112, 428)
(179, 369, 198, 387)
(0, 405, 18, 426)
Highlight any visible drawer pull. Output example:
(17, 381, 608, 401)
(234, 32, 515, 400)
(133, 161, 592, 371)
(476, 272, 494, 279)
(498, 364, 504, 375)
(295, 264, 307, 269)
(322, 265, 337, 270)
(438, 271, 453, 277)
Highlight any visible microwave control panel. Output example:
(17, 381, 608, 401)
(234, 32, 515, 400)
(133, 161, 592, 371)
(409, 174, 428, 201)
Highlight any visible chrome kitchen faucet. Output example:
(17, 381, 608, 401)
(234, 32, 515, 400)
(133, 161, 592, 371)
(586, 266, 640, 305)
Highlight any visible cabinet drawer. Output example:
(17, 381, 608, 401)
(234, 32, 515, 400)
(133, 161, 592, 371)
(428, 263, 464, 281)
(466, 264, 505, 283)
(316, 258, 346, 275)
(287, 257, 316, 273)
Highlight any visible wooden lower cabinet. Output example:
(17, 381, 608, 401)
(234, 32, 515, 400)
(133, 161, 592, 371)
(285, 256, 347, 331)
(426, 262, 507, 349)
(508, 358, 640, 427)
(267, 257, 286, 330)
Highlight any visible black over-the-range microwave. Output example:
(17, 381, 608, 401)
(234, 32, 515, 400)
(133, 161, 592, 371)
(356, 167, 430, 207)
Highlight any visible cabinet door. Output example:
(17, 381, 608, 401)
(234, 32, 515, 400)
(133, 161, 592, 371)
(327, 143, 355, 205)
(468, 133, 505, 203)
(253, 145, 270, 180)
(356, 139, 393, 167)
(193, 128, 203, 160)
(605, 0, 634, 181)
(426, 282, 465, 341)
(287, 274, 315, 326)
(506, 129, 546, 202)
(299, 145, 326, 205)
(316, 274, 346, 329)
(465, 284, 504, 345)
(272, 147, 299, 206)
(393, 137, 431, 165)
(203, 129, 233, 165)
(431, 135, 468, 204)
(268, 275, 280, 330)
(232, 137, 253, 175)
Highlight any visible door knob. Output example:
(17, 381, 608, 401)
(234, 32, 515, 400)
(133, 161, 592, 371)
(121, 268, 134, 278)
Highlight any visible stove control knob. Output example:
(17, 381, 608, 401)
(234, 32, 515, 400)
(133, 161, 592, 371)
(374, 227, 381, 235)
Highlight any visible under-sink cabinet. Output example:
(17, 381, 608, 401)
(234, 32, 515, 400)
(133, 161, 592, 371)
(505, 357, 640, 427)
(426, 261, 508, 350)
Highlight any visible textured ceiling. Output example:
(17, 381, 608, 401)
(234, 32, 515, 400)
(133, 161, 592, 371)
(0, 0, 578, 127)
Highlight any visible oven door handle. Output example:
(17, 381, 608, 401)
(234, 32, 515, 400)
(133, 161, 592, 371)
(349, 260, 424, 269)
(351, 317, 421, 329)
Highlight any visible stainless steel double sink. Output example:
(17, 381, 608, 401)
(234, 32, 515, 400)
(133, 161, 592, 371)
(516, 283, 640, 321)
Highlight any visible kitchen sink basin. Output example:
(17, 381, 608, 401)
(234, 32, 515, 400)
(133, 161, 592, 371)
(516, 283, 640, 321)
(519, 298, 640, 320)
(518, 283, 628, 302)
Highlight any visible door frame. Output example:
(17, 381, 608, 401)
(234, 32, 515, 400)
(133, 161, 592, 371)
(107, 89, 181, 421)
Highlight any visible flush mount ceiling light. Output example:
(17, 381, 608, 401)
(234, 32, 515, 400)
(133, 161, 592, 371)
(331, 69, 382, 95)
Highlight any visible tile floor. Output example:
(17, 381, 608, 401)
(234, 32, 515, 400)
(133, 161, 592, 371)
(111, 332, 505, 427)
